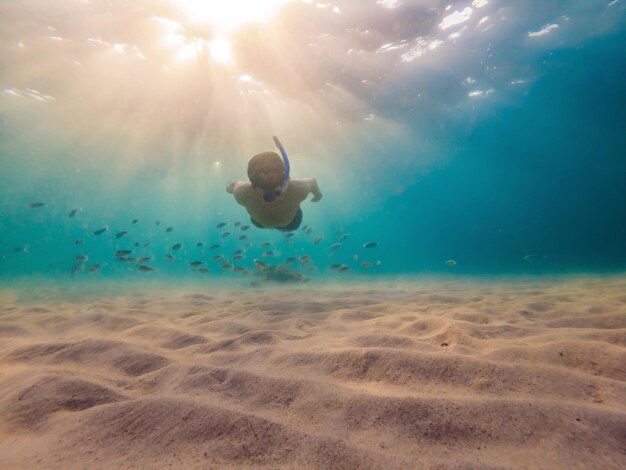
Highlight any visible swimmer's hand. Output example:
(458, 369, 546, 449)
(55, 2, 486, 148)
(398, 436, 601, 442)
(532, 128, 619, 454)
(226, 181, 235, 194)
(310, 178, 322, 202)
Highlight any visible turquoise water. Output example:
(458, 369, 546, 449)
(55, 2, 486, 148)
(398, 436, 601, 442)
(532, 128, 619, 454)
(1, 1, 625, 282)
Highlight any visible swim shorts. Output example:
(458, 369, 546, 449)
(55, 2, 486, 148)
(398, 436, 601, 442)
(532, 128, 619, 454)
(251, 207, 302, 232)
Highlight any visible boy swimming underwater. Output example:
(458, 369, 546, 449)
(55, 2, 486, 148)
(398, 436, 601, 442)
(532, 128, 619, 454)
(226, 136, 322, 231)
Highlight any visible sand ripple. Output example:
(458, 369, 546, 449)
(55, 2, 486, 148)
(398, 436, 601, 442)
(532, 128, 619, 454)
(0, 277, 625, 469)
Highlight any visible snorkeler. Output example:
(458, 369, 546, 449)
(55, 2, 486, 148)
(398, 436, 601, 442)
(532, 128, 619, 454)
(226, 136, 322, 232)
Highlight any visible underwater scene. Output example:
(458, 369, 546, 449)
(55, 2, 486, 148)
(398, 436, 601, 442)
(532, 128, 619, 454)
(1, 1, 625, 469)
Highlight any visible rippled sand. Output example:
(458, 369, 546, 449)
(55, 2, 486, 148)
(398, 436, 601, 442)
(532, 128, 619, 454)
(0, 276, 624, 469)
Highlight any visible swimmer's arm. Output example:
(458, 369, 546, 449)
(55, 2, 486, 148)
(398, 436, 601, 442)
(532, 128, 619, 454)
(291, 178, 322, 202)
(226, 180, 246, 194)
(227, 181, 254, 207)
(308, 178, 322, 202)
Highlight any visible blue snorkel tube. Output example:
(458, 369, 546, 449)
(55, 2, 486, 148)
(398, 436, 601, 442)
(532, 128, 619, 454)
(273, 135, 290, 183)
(263, 136, 289, 202)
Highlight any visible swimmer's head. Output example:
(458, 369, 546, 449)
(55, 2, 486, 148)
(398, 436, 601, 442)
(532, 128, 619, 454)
(247, 151, 285, 191)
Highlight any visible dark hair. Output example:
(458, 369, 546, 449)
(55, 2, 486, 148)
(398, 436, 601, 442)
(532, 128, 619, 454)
(247, 151, 285, 191)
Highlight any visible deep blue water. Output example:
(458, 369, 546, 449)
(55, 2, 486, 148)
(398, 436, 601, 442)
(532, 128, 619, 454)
(367, 28, 626, 274)
(1, 1, 625, 281)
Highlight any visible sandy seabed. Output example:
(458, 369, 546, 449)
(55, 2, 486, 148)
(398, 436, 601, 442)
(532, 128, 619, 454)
(0, 275, 624, 469)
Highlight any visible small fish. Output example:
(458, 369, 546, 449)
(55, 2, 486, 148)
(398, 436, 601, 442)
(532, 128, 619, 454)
(115, 231, 128, 239)
(335, 229, 342, 235)
(198, 268, 209, 273)
(28, 202, 45, 208)
(138, 257, 151, 264)
(221, 264, 232, 270)
(210, 244, 221, 250)
(134, 242, 140, 247)
(115, 250, 133, 257)
(305, 228, 312, 235)
(233, 266, 246, 272)
(363, 242, 378, 248)
(329, 264, 342, 270)
(132, 219, 139, 224)
(137, 265, 155, 272)
(222, 232, 231, 238)
(93, 227, 107, 236)
(122, 257, 139, 263)
(212, 254, 224, 261)
(233, 249, 243, 255)
(262, 251, 273, 258)
(299, 255, 311, 262)
(74, 239, 84, 245)
(238, 235, 248, 241)
(302, 225, 309, 231)
(189, 261, 204, 267)
(87, 264, 100, 272)
(70, 262, 84, 274)
(234, 221, 241, 227)
(313, 236, 323, 245)
(155, 220, 161, 226)
(75, 254, 88, 261)
(166, 226, 174, 232)
(216, 222, 227, 228)
(261, 242, 271, 248)
(165, 254, 175, 262)
(285, 232, 295, 238)
(172, 243, 182, 251)
(339, 233, 350, 241)
(240, 225, 250, 231)
(233, 254, 245, 261)
(331, 243, 342, 250)
(68, 208, 81, 217)
(285, 257, 297, 264)
(338, 265, 350, 273)
(254, 259, 267, 267)
(143, 242, 151, 248)
(196, 242, 204, 247)
(445, 259, 457, 267)
(361, 261, 372, 269)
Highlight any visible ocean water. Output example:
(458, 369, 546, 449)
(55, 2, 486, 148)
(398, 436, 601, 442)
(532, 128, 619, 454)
(1, 0, 626, 284)
(3, 5, 626, 468)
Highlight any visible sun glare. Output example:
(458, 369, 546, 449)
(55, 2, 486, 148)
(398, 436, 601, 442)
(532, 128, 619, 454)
(209, 36, 233, 64)
(168, 1, 290, 65)
(174, 0, 291, 31)
(175, 39, 203, 62)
